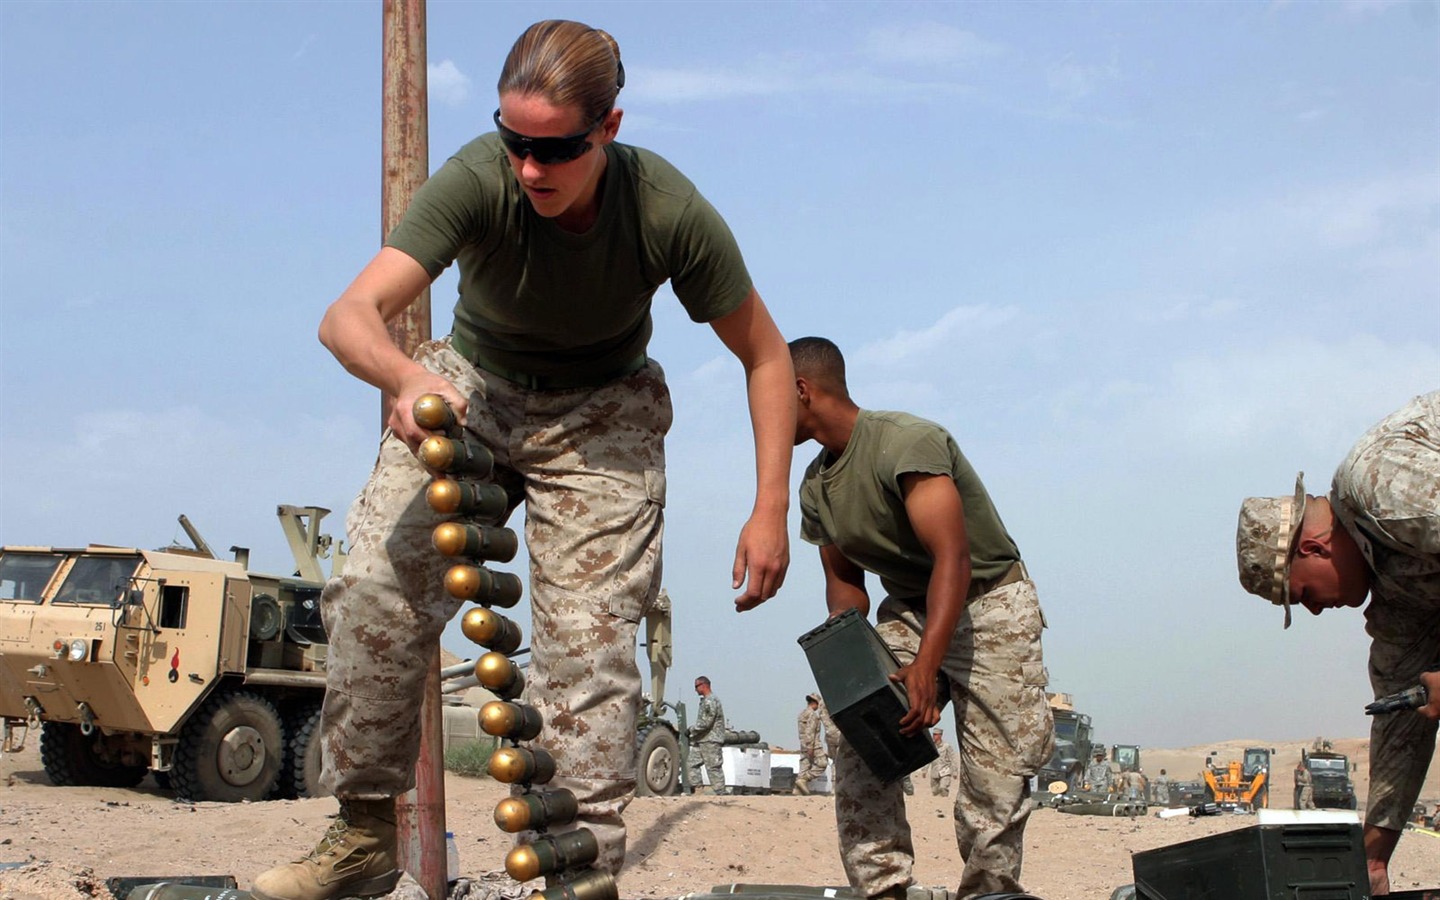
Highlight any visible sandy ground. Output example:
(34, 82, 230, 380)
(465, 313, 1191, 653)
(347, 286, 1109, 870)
(3, 736, 1439, 900)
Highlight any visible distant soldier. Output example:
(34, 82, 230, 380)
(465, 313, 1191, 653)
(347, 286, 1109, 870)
(817, 696, 840, 761)
(1122, 769, 1147, 802)
(686, 676, 728, 795)
(929, 729, 958, 797)
(1150, 769, 1172, 806)
(1084, 749, 1114, 793)
(796, 693, 829, 795)
(1296, 762, 1316, 810)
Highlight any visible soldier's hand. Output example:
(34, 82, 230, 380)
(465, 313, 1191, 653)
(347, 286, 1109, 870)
(389, 372, 468, 453)
(1420, 672, 1440, 721)
(892, 662, 942, 737)
(733, 510, 789, 612)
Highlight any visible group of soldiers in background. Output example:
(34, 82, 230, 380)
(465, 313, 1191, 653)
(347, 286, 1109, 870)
(1081, 748, 1173, 805)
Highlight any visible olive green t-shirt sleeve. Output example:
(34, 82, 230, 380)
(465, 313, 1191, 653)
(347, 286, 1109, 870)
(887, 426, 958, 488)
(667, 190, 754, 324)
(799, 455, 832, 547)
(383, 157, 491, 279)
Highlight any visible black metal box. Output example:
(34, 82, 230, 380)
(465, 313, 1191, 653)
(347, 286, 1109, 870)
(1131, 823, 1368, 900)
(797, 609, 937, 783)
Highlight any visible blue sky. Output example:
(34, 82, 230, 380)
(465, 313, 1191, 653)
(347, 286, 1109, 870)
(1, 0, 1436, 753)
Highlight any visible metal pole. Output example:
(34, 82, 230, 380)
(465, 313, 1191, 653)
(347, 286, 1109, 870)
(381, 1, 445, 898)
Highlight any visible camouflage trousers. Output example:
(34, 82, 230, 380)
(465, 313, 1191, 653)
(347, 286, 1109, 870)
(687, 741, 725, 794)
(1364, 600, 1440, 831)
(319, 338, 671, 876)
(930, 770, 952, 797)
(1297, 784, 1315, 810)
(798, 748, 829, 787)
(833, 578, 1055, 900)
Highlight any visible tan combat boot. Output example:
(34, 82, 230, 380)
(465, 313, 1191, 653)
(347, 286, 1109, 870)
(251, 797, 400, 900)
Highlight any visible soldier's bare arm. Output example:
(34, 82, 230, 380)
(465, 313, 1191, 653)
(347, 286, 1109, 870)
(893, 471, 971, 736)
(710, 290, 795, 612)
(819, 543, 869, 618)
(318, 247, 468, 450)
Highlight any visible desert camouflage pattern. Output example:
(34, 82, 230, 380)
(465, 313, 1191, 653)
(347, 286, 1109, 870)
(1149, 773, 1171, 805)
(1335, 391, 1440, 832)
(929, 741, 957, 796)
(798, 705, 829, 787)
(1295, 765, 1315, 810)
(833, 578, 1054, 900)
(818, 699, 840, 761)
(687, 693, 727, 793)
(320, 338, 671, 875)
(1121, 770, 1147, 801)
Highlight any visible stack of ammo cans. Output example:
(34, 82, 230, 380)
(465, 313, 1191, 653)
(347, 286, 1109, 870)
(414, 394, 618, 900)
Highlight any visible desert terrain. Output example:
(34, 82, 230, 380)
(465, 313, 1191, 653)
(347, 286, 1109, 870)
(2, 735, 1439, 900)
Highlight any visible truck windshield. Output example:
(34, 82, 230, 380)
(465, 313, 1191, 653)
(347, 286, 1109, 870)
(1311, 758, 1347, 772)
(0, 552, 65, 603)
(51, 556, 141, 606)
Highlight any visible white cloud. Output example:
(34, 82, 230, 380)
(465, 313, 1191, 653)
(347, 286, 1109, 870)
(1337, 0, 1405, 18)
(1046, 50, 1121, 102)
(856, 304, 1019, 366)
(428, 59, 471, 107)
(862, 23, 1004, 68)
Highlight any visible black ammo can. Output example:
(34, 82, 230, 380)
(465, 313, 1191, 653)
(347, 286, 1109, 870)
(1131, 823, 1368, 899)
(797, 608, 937, 783)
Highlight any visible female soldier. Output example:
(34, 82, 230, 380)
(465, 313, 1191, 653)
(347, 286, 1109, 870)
(252, 20, 793, 900)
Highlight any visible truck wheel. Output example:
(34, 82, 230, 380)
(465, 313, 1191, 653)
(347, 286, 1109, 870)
(172, 690, 284, 802)
(636, 726, 681, 796)
(279, 701, 328, 799)
(39, 722, 147, 788)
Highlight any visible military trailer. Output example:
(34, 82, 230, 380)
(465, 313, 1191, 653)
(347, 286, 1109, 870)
(0, 506, 339, 802)
(1298, 743, 1358, 810)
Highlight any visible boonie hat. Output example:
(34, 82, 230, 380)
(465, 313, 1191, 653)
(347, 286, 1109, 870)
(805, 693, 820, 703)
(1235, 472, 1306, 629)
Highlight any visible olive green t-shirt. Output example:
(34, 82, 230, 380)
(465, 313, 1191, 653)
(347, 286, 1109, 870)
(385, 133, 754, 380)
(799, 410, 1022, 602)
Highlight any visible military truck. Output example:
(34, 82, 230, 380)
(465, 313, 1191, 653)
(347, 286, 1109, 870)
(1298, 740, 1358, 810)
(1037, 692, 1094, 792)
(0, 506, 340, 802)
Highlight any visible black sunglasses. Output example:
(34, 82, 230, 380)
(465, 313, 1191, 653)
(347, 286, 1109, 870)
(493, 108, 604, 165)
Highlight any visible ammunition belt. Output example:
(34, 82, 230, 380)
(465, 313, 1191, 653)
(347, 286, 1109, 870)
(450, 331, 647, 392)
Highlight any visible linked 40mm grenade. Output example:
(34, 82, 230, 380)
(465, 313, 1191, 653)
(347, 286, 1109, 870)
(505, 829, 600, 881)
(494, 789, 580, 833)
(413, 393, 459, 432)
(433, 522, 519, 562)
(488, 746, 557, 785)
(419, 436, 495, 478)
(445, 564, 524, 607)
(527, 870, 618, 900)
(427, 477, 509, 520)
(481, 701, 543, 742)
(461, 607, 523, 654)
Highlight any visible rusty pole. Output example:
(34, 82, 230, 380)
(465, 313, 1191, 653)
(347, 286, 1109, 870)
(381, 1, 446, 898)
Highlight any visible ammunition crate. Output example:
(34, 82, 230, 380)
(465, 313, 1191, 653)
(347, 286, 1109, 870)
(1131, 823, 1367, 900)
(797, 609, 937, 783)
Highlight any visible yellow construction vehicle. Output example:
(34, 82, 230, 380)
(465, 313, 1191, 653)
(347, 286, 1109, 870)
(1202, 746, 1274, 810)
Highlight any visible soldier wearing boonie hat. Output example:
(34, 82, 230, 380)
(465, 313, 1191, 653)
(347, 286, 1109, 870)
(1234, 390, 1440, 896)
(1235, 474, 1307, 628)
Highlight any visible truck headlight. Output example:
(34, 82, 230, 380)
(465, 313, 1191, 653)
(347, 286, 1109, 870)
(67, 638, 88, 662)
